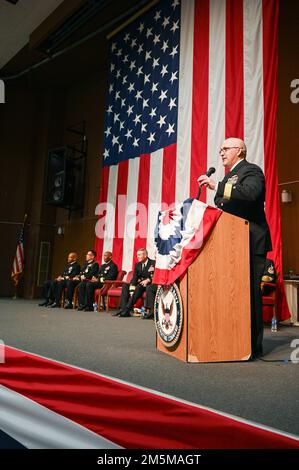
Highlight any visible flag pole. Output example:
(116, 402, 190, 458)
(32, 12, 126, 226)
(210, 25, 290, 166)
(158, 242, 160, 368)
(22, 213, 28, 226)
(12, 214, 27, 300)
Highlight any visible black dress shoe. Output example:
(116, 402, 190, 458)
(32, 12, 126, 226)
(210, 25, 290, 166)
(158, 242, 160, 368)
(64, 303, 73, 309)
(38, 300, 49, 307)
(141, 312, 154, 320)
(250, 347, 263, 360)
(77, 305, 85, 311)
(111, 310, 122, 316)
(119, 310, 131, 317)
(50, 302, 59, 308)
(84, 306, 94, 312)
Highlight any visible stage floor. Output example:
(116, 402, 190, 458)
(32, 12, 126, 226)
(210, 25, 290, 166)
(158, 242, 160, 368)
(0, 298, 298, 437)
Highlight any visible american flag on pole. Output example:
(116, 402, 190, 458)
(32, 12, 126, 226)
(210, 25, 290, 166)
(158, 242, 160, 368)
(11, 219, 26, 286)
(95, 0, 289, 319)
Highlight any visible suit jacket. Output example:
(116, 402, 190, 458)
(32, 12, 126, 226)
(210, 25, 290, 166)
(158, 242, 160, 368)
(62, 262, 81, 279)
(131, 258, 155, 286)
(80, 261, 99, 280)
(214, 159, 272, 255)
(98, 261, 118, 281)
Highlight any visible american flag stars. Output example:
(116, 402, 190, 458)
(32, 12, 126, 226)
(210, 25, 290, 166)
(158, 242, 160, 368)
(103, 0, 180, 165)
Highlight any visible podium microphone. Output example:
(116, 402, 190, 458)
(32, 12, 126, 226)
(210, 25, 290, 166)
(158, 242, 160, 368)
(196, 167, 216, 199)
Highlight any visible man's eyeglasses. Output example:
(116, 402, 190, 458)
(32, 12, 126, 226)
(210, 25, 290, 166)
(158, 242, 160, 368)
(219, 146, 240, 154)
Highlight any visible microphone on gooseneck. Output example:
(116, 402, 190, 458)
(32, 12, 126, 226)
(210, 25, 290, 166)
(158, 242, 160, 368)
(196, 167, 216, 200)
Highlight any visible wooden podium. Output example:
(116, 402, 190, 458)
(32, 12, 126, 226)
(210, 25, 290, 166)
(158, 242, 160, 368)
(156, 212, 251, 363)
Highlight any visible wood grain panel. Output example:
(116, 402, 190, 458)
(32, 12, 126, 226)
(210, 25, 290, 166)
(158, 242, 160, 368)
(187, 212, 251, 362)
(277, 0, 299, 274)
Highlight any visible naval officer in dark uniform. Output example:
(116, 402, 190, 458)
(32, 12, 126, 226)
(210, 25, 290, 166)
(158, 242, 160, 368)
(38, 252, 80, 307)
(75, 250, 100, 310)
(197, 137, 272, 358)
(84, 251, 118, 311)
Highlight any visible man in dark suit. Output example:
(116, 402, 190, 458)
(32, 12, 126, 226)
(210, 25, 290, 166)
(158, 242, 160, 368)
(38, 252, 80, 307)
(113, 248, 155, 317)
(197, 137, 272, 358)
(64, 250, 99, 310)
(84, 251, 118, 311)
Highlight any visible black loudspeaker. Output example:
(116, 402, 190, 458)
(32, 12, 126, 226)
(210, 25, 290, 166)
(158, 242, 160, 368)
(45, 147, 74, 207)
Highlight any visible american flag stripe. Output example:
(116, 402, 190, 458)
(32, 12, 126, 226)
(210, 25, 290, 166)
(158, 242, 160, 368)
(95, 0, 288, 318)
(16, 246, 23, 272)
(132, 153, 150, 257)
(3, 346, 299, 449)
(190, 0, 208, 202)
(146, 149, 163, 259)
(11, 223, 25, 283)
(162, 144, 176, 206)
(13, 260, 18, 273)
(175, 0, 193, 203)
(244, 0, 265, 171)
(206, 0, 226, 205)
(96, 165, 110, 259)
(0, 385, 120, 449)
(226, 0, 244, 140)
(112, 160, 128, 270)
(262, 1, 288, 318)
(106, 164, 118, 254)
(122, 158, 139, 272)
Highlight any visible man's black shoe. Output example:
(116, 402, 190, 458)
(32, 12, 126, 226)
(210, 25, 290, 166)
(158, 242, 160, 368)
(120, 310, 131, 317)
(250, 347, 263, 361)
(111, 310, 122, 316)
(77, 305, 85, 311)
(64, 303, 73, 309)
(38, 300, 49, 307)
(141, 312, 154, 320)
(50, 302, 59, 308)
(84, 306, 94, 312)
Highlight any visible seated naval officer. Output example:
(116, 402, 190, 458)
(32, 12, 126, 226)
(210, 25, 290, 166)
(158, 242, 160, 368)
(75, 250, 100, 311)
(38, 252, 80, 307)
(84, 251, 118, 311)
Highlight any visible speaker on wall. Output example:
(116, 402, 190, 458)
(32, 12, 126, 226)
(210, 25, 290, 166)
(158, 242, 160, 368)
(45, 147, 74, 207)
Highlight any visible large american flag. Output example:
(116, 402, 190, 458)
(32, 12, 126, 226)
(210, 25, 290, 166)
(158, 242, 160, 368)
(96, 0, 289, 319)
(11, 222, 25, 286)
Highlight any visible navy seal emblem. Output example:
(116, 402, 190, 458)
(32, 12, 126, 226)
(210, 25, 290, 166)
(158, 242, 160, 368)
(154, 283, 183, 348)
